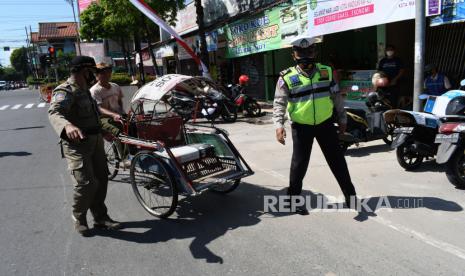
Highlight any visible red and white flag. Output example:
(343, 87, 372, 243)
(129, 0, 210, 77)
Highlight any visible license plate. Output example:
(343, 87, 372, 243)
(435, 133, 460, 143)
(394, 127, 413, 134)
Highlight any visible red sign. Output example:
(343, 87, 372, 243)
(78, 0, 97, 13)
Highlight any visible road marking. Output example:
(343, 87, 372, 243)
(252, 162, 465, 261)
(372, 216, 465, 261)
(0, 105, 9, 110)
(37, 103, 46, 108)
(11, 104, 22, 110)
(24, 103, 34, 109)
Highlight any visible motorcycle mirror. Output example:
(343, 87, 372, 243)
(351, 85, 359, 91)
(460, 79, 465, 87)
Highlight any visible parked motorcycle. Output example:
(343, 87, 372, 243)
(226, 74, 262, 117)
(339, 85, 395, 152)
(227, 83, 262, 117)
(386, 87, 465, 171)
(169, 90, 238, 123)
(435, 80, 465, 187)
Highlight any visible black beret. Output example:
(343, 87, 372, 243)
(70, 56, 96, 69)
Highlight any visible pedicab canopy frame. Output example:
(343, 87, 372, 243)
(123, 74, 254, 218)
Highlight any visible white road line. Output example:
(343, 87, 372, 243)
(0, 105, 10, 110)
(37, 103, 46, 108)
(11, 104, 22, 110)
(24, 103, 34, 109)
(372, 216, 465, 261)
(253, 162, 465, 261)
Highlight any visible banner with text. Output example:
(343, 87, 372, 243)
(430, 0, 465, 26)
(307, 0, 441, 37)
(224, 0, 308, 58)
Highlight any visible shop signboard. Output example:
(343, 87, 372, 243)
(430, 0, 465, 26)
(307, 0, 441, 37)
(224, 0, 308, 58)
(173, 2, 198, 35)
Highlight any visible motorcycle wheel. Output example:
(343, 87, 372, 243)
(396, 141, 424, 170)
(221, 102, 238, 123)
(445, 147, 465, 188)
(382, 123, 396, 145)
(245, 100, 261, 117)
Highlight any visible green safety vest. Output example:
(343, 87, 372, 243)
(282, 64, 334, 125)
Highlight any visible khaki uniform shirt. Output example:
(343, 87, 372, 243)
(48, 78, 101, 138)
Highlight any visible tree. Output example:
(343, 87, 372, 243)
(79, 0, 184, 79)
(10, 47, 29, 79)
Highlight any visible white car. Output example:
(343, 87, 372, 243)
(0, 81, 6, 90)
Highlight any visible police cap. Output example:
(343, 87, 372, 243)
(70, 56, 96, 69)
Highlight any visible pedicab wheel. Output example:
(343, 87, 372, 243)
(210, 179, 241, 194)
(396, 142, 423, 171)
(104, 140, 119, 180)
(382, 123, 396, 145)
(445, 147, 465, 188)
(245, 100, 261, 117)
(130, 151, 178, 218)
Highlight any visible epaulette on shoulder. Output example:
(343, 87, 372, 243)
(279, 68, 292, 77)
(53, 82, 73, 93)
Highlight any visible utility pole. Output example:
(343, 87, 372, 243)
(194, 0, 210, 73)
(24, 27, 34, 78)
(413, 0, 425, 112)
(30, 25, 39, 78)
(68, 0, 82, 55)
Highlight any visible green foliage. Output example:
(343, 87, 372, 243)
(1, 67, 22, 81)
(110, 73, 133, 86)
(10, 47, 29, 78)
(79, 0, 184, 41)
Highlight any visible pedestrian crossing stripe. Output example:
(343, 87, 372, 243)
(0, 103, 48, 111)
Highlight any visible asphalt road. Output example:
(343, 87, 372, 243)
(1, 88, 465, 275)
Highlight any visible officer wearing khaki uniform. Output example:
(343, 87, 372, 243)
(48, 56, 121, 236)
(273, 37, 357, 214)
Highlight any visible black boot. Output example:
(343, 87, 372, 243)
(72, 215, 92, 237)
(94, 216, 123, 230)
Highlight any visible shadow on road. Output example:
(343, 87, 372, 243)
(353, 195, 462, 222)
(345, 143, 393, 157)
(94, 182, 292, 264)
(401, 159, 446, 173)
(0, 151, 32, 158)
(0, 126, 45, 132)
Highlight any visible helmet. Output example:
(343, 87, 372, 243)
(372, 72, 389, 88)
(239, 75, 249, 85)
(446, 96, 465, 115)
(290, 36, 321, 56)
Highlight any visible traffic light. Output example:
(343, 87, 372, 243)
(48, 46, 55, 58)
(47, 46, 56, 64)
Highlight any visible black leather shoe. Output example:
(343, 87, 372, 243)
(294, 206, 310, 215)
(94, 217, 122, 230)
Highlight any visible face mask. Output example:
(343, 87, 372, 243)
(85, 70, 96, 86)
(386, 51, 394, 57)
(296, 57, 316, 69)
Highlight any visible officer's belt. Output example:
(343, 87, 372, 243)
(288, 86, 330, 99)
